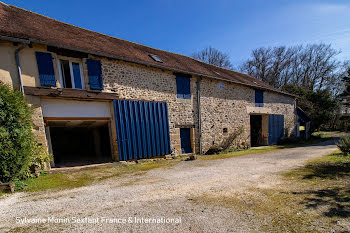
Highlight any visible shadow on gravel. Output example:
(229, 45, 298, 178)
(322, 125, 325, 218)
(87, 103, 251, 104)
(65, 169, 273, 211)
(279, 137, 340, 149)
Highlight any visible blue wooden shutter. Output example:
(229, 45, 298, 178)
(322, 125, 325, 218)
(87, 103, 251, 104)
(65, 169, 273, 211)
(72, 62, 82, 89)
(176, 76, 191, 99)
(255, 90, 264, 107)
(35, 52, 56, 87)
(86, 59, 103, 90)
(268, 114, 284, 144)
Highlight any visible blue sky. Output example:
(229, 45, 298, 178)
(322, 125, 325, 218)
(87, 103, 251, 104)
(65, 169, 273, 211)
(3, 0, 350, 66)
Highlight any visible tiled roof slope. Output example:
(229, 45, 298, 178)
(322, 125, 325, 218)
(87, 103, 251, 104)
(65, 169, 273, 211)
(0, 2, 293, 97)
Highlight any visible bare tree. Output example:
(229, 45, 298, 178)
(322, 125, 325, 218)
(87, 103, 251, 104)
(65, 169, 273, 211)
(192, 46, 233, 69)
(240, 43, 346, 95)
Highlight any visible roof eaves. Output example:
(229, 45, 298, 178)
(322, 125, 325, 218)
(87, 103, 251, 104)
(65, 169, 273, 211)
(1, 34, 296, 98)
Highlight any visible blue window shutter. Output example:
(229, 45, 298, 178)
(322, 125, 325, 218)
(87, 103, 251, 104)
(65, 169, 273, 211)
(35, 52, 56, 87)
(72, 62, 82, 89)
(86, 59, 103, 90)
(176, 77, 183, 98)
(176, 75, 191, 99)
(255, 90, 264, 107)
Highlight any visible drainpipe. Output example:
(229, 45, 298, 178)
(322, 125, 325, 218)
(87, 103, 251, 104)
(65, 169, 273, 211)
(197, 77, 202, 154)
(15, 42, 27, 95)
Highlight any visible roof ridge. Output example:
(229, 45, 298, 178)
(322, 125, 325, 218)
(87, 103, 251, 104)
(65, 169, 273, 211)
(7, 4, 207, 63)
(7, 3, 254, 78)
(1, 3, 295, 97)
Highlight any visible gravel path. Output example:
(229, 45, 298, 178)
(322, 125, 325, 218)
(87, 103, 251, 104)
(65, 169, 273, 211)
(0, 140, 337, 232)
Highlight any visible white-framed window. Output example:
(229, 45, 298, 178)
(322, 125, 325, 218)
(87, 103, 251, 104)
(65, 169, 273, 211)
(57, 59, 85, 89)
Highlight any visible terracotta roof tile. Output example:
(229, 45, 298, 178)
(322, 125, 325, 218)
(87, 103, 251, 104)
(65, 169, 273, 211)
(0, 2, 293, 96)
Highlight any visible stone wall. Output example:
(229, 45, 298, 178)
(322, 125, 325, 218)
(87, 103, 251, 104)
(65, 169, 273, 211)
(200, 78, 253, 153)
(200, 78, 296, 153)
(100, 58, 296, 155)
(100, 59, 199, 155)
(25, 95, 48, 150)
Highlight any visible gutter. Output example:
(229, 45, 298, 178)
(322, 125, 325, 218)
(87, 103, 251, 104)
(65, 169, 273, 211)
(15, 43, 27, 94)
(12, 38, 31, 94)
(0, 35, 296, 98)
(196, 78, 202, 154)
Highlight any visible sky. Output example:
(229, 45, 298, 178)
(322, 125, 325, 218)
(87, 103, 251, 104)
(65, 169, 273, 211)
(3, 0, 350, 66)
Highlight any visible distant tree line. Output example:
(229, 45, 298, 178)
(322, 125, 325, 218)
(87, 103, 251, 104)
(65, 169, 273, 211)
(192, 44, 350, 132)
(192, 46, 233, 69)
(239, 44, 349, 95)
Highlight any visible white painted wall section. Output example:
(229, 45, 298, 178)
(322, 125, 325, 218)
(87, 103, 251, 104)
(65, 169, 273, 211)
(41, 99, 111, 118)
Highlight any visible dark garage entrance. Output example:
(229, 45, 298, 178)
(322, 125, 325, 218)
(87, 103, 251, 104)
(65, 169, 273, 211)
(48, 120, 112, 167)
(250, 115, 263, 147)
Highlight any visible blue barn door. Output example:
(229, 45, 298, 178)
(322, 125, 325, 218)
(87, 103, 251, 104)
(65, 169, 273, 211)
(180, 128, 192, 154)
(113, 99, 171, 161)
(268, 114, 284, 145)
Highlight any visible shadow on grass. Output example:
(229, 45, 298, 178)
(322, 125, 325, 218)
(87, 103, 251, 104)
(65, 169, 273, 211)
(293, 187, 350, 218)
(300, 153, 350, 179)
(290, 152, 350, 218)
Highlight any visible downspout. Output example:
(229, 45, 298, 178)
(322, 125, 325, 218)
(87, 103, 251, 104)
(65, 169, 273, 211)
(197, 77, 202, 154)
(15, 42, 27, 95)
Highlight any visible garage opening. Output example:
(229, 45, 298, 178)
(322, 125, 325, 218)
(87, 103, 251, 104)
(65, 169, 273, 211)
(250, 115, 263, 147)
(47, 120, 112, 167)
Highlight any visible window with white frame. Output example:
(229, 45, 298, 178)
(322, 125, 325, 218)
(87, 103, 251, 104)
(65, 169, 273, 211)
(58, 59, 85, 89)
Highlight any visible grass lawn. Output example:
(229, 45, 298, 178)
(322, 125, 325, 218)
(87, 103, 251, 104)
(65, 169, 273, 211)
(197, 130, 340, 160)
(16, 159, 178, 193)
(193, 150, 350, 232)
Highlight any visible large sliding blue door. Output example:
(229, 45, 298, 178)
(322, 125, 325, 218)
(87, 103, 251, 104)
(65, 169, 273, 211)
(113, 99, 171, 161)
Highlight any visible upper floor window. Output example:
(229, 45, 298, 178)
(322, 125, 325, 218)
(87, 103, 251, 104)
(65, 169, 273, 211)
(176, 75, 191, 99)
(35, 51, 104, 90)
(58, 59, 84, 89)
(255, 90, 264, 107)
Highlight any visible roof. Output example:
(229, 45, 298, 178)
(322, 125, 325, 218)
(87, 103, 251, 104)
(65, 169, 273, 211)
(296, 107, 311, 123)
(0, 2, 294, 97)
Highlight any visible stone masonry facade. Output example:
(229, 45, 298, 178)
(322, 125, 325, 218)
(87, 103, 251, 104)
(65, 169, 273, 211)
(99, 57, 296, 155)
(100, 58, 199, 155)
(0, 41, 296, 158)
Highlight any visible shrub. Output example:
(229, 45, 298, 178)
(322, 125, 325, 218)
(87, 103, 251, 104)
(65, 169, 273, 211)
(0, 83, 35, 182)
(205, 126, 245, 154)
(28, 144, 53, 174)
(336, 135, 350, 155)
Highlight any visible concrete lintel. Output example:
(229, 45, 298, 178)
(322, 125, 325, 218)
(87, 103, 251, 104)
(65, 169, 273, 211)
(247, 106, 272, 114)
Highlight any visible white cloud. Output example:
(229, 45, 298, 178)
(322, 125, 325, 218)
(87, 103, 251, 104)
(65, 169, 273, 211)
(310, 3, 350, 14)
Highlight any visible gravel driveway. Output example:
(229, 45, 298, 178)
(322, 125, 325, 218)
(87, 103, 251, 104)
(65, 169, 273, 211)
(0, 140, 338, 232)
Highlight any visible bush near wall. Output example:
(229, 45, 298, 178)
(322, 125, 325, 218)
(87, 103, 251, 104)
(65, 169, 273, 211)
(337, 135, 350, 155)
(0, 83, 50, 183)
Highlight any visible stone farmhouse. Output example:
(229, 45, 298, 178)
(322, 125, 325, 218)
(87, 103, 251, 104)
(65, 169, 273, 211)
(0, 3, 298, 167)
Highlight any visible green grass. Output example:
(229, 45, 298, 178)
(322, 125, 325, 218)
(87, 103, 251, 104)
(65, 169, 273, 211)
(283, 150, 350, 179)
(198, 131, 341, 161)
(22, 159, 178, 192)
(312, 131, 342, 139)
(193, 150, 350, 232)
